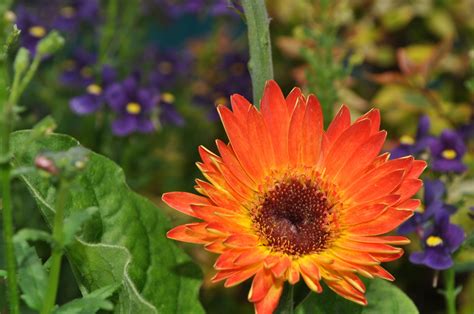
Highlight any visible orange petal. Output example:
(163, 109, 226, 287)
(167, 224, 209, 244)
(348, 207, 413, 235)
(347, 235, 410, 245)
(287, 262, 300, 284)
(224, 233, 259, 249)
(248, 268, 273, 302)
(337, 131, 387, 187)
(285, 87, 305, 113)
(224, 264, 261, 287)
(162, 192, 210, 217)
(230, 94, 252, 122)
(254, 279, 284, 314)
(301, 95, 324, 167)
(234, 248, 267, 267)
(270, 255, 291, 278)
(349, 170, 405, 203)
(261, 80, 290, 167)
(216, 140, 255, 189)
(326, 105, 351, 143)
(355, 108, 380, 135)
(344, 203, 388, 225)
(248, 107, 275, 173)
(288, 100, 306, 167)
(218, 105, 264, 181)
(325, 119, 372, 178)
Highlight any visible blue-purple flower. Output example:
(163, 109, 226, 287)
(410, 215, 465, 270)
(430, 130, 467, 173)
(149, 0, 236, 18)
(53, 0, 100, 32)
(398, 179, 455, 235)
(69, 66, 117, 115)
(105, 75, 159, 136)
(15, 6, 50, 54)
(145, 48, 192, 89)
(391, 115, 435, 159)
(158, 92, 185, 126)
(60, 49, 97, 88)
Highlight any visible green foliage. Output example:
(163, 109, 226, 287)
(11, 131, 204, 313)
(13, 229, 52, 311)
(54, 284, 119, 314)
(295, 279, 419, 314)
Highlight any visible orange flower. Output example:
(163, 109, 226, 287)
(163, 80, 425, 313)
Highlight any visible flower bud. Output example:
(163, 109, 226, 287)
(35, 155, 59, 176)
(13, 47, 30, 76)
(36, 31, 64, 56)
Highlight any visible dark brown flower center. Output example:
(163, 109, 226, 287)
(252, 179, 334, 256)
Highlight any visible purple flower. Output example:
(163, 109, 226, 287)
(150, 0, 235, 18)
(430, 130, 467, 173)
(69, 66, 117, 115)
(398, 179, 446, 235)
(53, 0, 100, 31)
(145, 48, 192, 89)
(105, 75, 159, 136)
(391, 115, 435, 159)
(158, 92, 185, 126)
(60, 49, 97, 88)
(15, 6, 50, 55)
(410, 215, 465, 270)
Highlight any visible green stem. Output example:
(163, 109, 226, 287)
(1, 61, 20, 314)
(99, 0, 118, 65)
(16, 54, 41, 99)
(1, 134, 19, 314)
(241, 0, 274, 106)
(40, 180, 68, 314)
(275, 283, 295, 314)
(443, 268, 457, 314)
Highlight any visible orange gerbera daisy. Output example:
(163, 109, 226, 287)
(163, 80, 426, 313)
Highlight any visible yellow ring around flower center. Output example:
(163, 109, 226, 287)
(80, 66, 93, 78)
(441, 149, 457, 160)
(126, 102, 141, 114)
(86, 84, 102, 95)
(29, 26, 46, 38)
(426, 236, 443, 247)
(399, 135, 415, 145)
(161, 92, 175, 104)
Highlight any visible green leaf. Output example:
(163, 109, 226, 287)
(0, 270, 6, 278)
(13, 229, 52, 311)
(295, 279, 418, 314)
(11, 131, 204, 313)
(63, 207, 98, 246)
(53, 284, 119, 314)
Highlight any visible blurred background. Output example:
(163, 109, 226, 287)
(0, 0, 473, 313)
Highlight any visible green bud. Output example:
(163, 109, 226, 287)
(36, 31, 64, 56)
(13, 47, 30, 76)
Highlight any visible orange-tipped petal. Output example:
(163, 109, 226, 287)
(162, 192, 210, 217)
(254, 279, 284, 314)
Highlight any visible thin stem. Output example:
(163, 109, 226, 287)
(40, 180, 69, 314)
(98, 0, 118, 65)
(1, 61, 20, 314)
(16, 53, 41, 99)
(241, 0, 274, 106)
(443, 268, 457, 314)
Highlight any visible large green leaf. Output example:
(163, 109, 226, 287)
(295, 279, 418, 314)
(11, 131, 204, 313)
